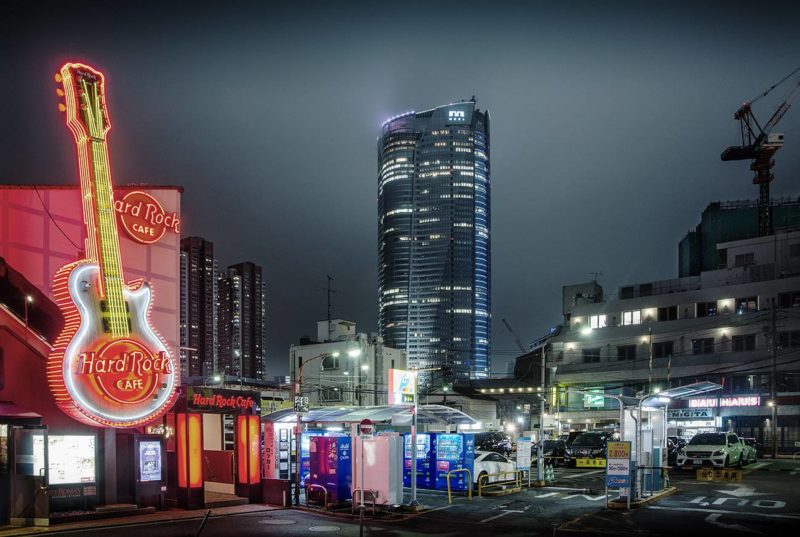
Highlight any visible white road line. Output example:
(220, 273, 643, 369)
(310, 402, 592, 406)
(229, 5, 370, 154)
(743, 462, 771, 474)
(422, 505, 454, 514)
(478, 510, 521, 524)
(648, 506, 800, 520)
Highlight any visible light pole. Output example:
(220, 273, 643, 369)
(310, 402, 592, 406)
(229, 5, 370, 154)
(293, 350, 339, 506)
(23, 294, 33, 341)
(408, 366, 440, 510)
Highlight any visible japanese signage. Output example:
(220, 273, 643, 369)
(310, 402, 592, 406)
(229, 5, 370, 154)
(187, 387, 260, 413)
(294, 395, 309, 414)
(668, 408, 713, 419)
(116, 191, 180, 244)
(516, 437, 532, 471)
(606, 441, 631, 488)
(388, 369, 417, 405)
(688, 396, 760, 408)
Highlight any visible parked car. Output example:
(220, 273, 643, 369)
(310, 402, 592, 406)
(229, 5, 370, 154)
(668, 436, 687, 451)
(532, 439, 569, 466)
(743, 438, 762, 459)
(475, 432, 513, 457)
(676, 432, 745, 468)
(473, 450, 517, 484)
(740, 438, 758, 464)
(566, 432, 608, 467)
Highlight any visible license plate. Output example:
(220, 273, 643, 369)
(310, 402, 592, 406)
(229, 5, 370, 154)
(693, 459, 703, 465)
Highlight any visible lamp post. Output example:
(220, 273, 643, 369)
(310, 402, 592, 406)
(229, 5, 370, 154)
(293, 350, 339, 506)
(23, 294, 33, 341)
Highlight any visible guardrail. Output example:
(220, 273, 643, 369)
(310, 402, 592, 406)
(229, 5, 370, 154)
(304, 484, 329, 510)
(351, 488, 377, 517)
(446, 469, 472, 504)
(477, 470, 523, 497)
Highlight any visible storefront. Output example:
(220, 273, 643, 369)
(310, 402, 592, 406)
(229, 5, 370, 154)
(667, 394, 772, 441)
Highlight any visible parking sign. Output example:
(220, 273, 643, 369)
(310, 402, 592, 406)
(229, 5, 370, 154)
(605, 441, 631, 488)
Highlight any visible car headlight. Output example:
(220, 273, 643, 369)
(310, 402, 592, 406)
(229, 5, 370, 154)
(712, 450, 722, 456)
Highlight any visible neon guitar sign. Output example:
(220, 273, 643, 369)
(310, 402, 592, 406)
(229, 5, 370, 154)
(48, 63, 178, 427)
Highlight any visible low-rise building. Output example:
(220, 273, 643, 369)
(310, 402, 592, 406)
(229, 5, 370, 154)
(289, 319, 406, 406)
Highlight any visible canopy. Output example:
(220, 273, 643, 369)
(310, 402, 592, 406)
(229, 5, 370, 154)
(262, 404, 480, 427)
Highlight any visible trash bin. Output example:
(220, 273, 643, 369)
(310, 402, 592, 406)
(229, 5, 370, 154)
(263, 479, 291, 507)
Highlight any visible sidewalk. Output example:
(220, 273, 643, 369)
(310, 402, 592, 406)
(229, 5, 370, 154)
(0, 504, 282, 537)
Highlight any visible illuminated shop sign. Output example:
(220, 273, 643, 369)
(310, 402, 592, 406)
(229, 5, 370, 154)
(388, 368, 416, 405)
(48, 435, 96, 485)
(48, 62, 178, 428)
(115, 191, 180, 244)
(688, 396, 761, 408)
(187, 387, 260, 413)
(668, 408, 713, 419)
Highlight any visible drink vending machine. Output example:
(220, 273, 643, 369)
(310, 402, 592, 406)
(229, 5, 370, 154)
(434, 433, 475, 491)
(307, 436, 352, 503)
(402, 433, 436, 489)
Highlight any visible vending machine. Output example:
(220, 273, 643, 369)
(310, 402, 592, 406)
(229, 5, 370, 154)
(434, 433, 475, 491)
(307, 436, 352, 503)
(403, 433, 436, 489)
(352, 434, 404, 505)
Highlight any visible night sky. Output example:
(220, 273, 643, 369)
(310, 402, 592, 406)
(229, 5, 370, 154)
(3, 1, 799, 377)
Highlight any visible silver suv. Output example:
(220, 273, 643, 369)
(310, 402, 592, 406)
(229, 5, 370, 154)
(676, 432, 744, 468)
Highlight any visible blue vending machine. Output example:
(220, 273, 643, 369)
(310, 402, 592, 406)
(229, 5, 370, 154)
(307, 436, 352, 503)
(403, 433, 436, 489)
(434, 433, 475, 491)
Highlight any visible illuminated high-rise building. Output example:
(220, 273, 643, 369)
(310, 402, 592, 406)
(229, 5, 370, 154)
(180, 236, 218, 379)
(378, 100, 491, 387)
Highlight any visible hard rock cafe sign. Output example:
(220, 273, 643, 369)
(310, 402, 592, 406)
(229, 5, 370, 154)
(115, 191, 180, 244)
(48, 62, 178, 428)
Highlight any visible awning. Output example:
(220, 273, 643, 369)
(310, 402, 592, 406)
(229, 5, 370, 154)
(0, 401, 41, 419)
(262, 404, 480, 427)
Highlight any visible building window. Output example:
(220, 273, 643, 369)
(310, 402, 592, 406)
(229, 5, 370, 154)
(583, 348, 601, 363)
(736, 296, 758, 314)
(657, 306, 678, 321)
(692, 338, 714, 355)
(696, 301, 718, 317)
(620, 286, 634, 300)
(589, 315, 607, 329)
(778, 291, 800, 308)
(652, 341, 673, 358)
(639, 283, 653, 297)
(778, 330, 800, 349)
(734, 253, 755, 267)
(732, 334, 756, 352)
(319, 387, 342, 402)
(617, 345, 636, 361)
(320, 355, 340, 371)
(622, 311, 641, 326)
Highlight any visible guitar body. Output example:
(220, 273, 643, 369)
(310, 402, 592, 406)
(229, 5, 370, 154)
(49, 260, 176, 427)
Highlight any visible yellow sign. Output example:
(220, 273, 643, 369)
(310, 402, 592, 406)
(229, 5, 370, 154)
(576, 458, 606, 468)
(607, 442, 631, 459)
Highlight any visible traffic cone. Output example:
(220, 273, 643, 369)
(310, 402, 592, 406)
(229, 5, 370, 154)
(545, 463, 556, 484)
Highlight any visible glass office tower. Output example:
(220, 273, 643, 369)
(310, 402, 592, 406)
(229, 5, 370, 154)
(378, 100, 490, 387)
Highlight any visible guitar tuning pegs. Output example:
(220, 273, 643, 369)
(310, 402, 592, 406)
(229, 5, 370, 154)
(56, 88, 64, 97)
(54, 73, 63, 83)
(58, 103, 67, 113)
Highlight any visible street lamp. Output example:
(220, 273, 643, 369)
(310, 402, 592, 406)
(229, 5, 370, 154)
(23, 294, 33, 340)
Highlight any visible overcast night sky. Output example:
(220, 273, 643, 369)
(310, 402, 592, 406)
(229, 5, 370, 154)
(3, 1, 799, 377)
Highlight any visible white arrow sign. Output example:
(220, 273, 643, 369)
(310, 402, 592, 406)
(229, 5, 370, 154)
(715, 485, 770, 498)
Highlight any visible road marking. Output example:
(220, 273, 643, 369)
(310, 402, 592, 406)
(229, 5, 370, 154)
(648, 506, 800, 520)
(715, 485, 770, 498)
(705, 513, 764, 535)
(531, 492, 561, 498)
(743, 462, 770, 474)
(421, 505, 454, 514)
(561, 494, 605, 501)
(478, 510, 521, 524)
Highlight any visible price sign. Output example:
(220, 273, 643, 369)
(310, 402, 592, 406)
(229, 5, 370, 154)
(605, 441, 631, 488)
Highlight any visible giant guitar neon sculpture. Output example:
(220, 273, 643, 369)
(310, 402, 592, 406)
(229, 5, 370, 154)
(47, 63, 178, 427)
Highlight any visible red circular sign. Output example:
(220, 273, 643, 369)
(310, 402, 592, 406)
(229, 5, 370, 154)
(359, 418, 374, 436)
(115, 191, 180, 244)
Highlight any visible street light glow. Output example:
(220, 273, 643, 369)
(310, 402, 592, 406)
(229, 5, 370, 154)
(348, 348, 362, 358)
(580, 327, 592, 336)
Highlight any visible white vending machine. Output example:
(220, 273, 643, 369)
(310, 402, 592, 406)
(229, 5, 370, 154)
(352, 433, 404, 506)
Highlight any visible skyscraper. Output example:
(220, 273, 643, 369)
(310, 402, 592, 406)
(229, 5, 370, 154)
(180, 236, 218, 378)
(378, 100, 491, 386)
(217, 262, 267, 381)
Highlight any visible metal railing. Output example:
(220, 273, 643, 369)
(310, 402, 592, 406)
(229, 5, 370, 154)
(446, 469, 472, 504)
(304, 484, 329, 510)
(351, 488, 377, 517)
(477, 470, 523, 497)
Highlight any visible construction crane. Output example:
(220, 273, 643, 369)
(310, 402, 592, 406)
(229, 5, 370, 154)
(501, 318, 527, 354)
(721, 67, 800, 236)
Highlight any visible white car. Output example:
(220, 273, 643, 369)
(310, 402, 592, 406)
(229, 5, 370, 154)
(474, 450, 517, 485)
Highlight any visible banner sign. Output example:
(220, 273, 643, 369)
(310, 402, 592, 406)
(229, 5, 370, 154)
(688, 396, 760, 408)
(605, 441, 631, 488)
(388, 369, 416, 405)
(516, 436, 532, 471)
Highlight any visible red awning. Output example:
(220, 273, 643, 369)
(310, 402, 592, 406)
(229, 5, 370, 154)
(0, 401, 41, 419)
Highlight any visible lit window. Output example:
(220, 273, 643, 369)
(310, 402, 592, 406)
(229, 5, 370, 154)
(589, 315, 607, 329)
(622, 311, 641, 326)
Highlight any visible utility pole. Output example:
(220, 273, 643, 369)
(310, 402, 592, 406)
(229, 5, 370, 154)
(647, 326, 653, 391)
(326, 275, 335, 342)
(770, 297, 778, 458)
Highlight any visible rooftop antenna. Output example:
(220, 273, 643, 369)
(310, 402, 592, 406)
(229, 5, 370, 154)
(589, 271, 603, 282)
